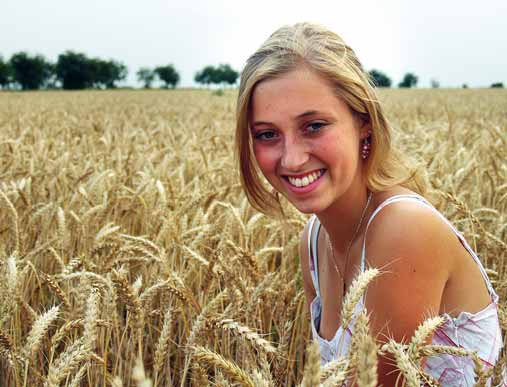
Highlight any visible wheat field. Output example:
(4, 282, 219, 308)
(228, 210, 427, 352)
(0, 88, 505, 386)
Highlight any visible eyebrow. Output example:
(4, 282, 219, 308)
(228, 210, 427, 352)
(252, 110, 321, 126)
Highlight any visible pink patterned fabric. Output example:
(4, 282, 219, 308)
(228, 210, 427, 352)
(307, 195, 506, 386)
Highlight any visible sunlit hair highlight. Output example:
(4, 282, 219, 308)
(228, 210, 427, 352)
(236, 22, 426, 215)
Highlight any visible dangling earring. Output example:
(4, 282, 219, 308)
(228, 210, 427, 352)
(361, 130, 372, 160)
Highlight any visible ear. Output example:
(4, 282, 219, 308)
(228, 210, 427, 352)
(353, 112, 371, 140)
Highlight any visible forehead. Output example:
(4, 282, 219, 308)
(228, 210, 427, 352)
(250, 66, 344, 121)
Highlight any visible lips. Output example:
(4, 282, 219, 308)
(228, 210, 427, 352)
(286, 170, 321, 187)
(283, 168, 326, 189)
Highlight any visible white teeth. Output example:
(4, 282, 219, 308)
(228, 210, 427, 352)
(287, 170, 323, 188)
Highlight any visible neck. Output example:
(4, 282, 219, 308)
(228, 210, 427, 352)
(316, 182, 372, 256)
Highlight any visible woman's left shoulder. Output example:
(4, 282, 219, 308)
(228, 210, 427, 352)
(365, 190, 457, 274)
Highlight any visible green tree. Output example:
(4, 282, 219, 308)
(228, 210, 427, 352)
(195, 65, 216, 87)
(9, 52, 53, 90)
(56, 51, 95, 90)
(57, 52, 128, 89)
(92, 59, 127, 88)
(491, 82, 504, 88)
(137, 67, 155, 88)
(0, 56, 12, 89)
(195, 64, 238, 88)
(216, 64, 238, 87)
(155, 64, 179, 88)
(368, 69, 391, 88)
(398, 72, 418, 88)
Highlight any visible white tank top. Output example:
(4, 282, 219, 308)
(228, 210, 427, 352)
(307, 194, 506, 386)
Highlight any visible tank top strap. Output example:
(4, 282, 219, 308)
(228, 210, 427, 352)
(307, 215, 321, 297)
(359, 194, 498, 302)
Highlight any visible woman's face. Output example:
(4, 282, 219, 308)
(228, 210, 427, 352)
(249, 65, 369, 214)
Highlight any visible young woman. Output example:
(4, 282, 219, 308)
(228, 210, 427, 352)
(235, 23, 505, 386)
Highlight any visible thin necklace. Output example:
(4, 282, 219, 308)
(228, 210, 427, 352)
(326, 191, 373, 296)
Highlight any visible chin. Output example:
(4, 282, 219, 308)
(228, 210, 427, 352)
(290, 199, 329, 215)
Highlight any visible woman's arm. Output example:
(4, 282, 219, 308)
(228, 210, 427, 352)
(356, 200, 455, 386)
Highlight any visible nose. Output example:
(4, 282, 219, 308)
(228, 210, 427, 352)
(280, 135, 310, 171)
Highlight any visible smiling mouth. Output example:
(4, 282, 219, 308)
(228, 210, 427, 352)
(284, 169, 326, 188)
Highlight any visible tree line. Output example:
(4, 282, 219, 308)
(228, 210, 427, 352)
(0, 51, 128, 90)
(0, 51, 240, 90)
(0, 51, 503, 90)
(367, 70, 503, 89)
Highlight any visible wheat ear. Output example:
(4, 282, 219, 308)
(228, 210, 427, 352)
(301, 340, 321, 387)
(45, 338, 90, 387)
(83, 287, 100, 349)
(111, 269, 143, 340)
(191, 363, 209, 387)
(132, 356, 153, 387)
(23, 305, 60, 359)
(341, 268, 380, 329)
(491, 349, 507, 386)
(0, 329, 26, 369)
(153, 306, 173, 380)
(180, 290, 229, 385)
(320, 356, 349, 382)
(68, 363, 88, 387)
(408, 315, 445, 363)
(322, 370, 349, 387)
(41, 272, 71, 308)
(250, 369, 273, 387)
(192, 345, 255, 387)
(418, 344, 472, 358)
(50, 318, 109, 350)
(471, 352, 494, 386)
(0, 189, 19, 253)
(7, 253, 17, 298)
(210, 318, 277, 355)
(57, 206, 66, 251)
(382, 340, 421, 387)
(352, 311, 378, 387)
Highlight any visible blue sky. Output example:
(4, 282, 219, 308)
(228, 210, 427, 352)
(1, 0, 506, 87)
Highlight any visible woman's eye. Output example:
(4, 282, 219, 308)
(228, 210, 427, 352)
(254, 131, 278, 141)
(307, 122, 326, 133)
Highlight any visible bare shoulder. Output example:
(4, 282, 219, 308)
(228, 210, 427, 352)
(361, 196, 456, 342)
(359, 195, 455, 387)
(364, 195, 456, 277)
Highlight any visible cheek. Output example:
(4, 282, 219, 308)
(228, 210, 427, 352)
(253, 144, 278, 175)
(315, 136, 357, 169)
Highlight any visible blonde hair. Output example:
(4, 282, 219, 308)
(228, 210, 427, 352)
(236, 22, 426, 215)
